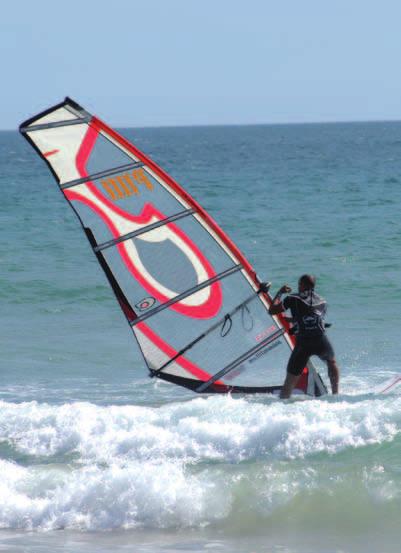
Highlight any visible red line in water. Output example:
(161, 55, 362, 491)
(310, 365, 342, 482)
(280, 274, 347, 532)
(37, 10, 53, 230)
(380, 376, 401, 393)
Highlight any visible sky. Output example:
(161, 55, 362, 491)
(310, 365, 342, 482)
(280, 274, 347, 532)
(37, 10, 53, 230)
(2, 0, 401, 129)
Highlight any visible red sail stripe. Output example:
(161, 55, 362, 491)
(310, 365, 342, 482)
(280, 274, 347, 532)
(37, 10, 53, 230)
(44, 149, 59, 157)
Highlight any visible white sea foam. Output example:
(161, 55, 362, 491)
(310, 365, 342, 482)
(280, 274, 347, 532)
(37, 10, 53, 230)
(0, 396, 400, 530)
(0, 395, 400, 463)
(0, 459, 232, 530)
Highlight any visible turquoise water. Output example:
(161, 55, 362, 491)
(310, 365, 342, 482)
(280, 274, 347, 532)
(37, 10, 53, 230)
(1, 122, 401, 552)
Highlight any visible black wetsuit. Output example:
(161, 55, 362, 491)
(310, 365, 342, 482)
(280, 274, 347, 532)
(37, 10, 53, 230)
(283, 291, 335, 376)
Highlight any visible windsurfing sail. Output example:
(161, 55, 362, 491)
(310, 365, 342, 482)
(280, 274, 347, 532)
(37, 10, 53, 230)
(19, 98, 327, 396)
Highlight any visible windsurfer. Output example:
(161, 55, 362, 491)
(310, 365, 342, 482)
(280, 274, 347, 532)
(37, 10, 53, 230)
(268, 274, 340, 399)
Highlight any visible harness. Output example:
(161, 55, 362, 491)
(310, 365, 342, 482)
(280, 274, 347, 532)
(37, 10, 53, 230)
(287, 290, 328, 336)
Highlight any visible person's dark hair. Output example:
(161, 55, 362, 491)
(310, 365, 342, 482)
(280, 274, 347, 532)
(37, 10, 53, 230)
(299, 274, 316, 290)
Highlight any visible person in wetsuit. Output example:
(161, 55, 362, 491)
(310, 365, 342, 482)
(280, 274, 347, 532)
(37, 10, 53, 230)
(268, 274, 340, 399)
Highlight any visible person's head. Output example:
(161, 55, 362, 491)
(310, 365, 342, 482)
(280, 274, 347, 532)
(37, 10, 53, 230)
(298, 274, 316, 293)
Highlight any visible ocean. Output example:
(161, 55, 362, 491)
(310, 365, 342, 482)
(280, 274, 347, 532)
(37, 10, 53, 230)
(1, 120, 401, 552)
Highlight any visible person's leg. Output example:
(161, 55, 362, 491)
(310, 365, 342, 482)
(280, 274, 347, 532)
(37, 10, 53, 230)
(281, 343, 309, 399)
(315, 335, 339, 395)
(280, 373, 301, 399)
(327, 358, 340, 394)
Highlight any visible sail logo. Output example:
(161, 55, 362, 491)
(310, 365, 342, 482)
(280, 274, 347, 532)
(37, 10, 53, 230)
(255, 325, 276, 342)
(135, 297, 156, 311)
(101, 168, 153, 201)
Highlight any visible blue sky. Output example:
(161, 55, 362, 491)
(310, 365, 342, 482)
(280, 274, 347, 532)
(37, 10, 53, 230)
(2, 0, 401, 128)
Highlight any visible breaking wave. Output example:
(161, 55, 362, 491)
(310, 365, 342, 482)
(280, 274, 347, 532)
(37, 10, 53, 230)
(0, 394, 400, 531)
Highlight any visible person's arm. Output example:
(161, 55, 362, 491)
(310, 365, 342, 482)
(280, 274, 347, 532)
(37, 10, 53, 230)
(268, 285, 292, 315)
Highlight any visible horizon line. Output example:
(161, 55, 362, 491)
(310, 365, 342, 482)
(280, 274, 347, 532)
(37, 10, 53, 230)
(2, 116, 401, 132)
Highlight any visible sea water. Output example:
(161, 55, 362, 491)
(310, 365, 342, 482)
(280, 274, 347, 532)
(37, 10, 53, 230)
(1, 122, 401, 552)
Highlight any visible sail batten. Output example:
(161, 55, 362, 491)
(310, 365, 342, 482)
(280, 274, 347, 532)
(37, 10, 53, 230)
(21, 117, 91, 132)
(61, 161, 144, 189)
(95, 208, 196, 252)
(130, 264, 243, 326)
(152, 291, 263, 378)
(19, 97, 327, 397)
(196, 328, 286, 392)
